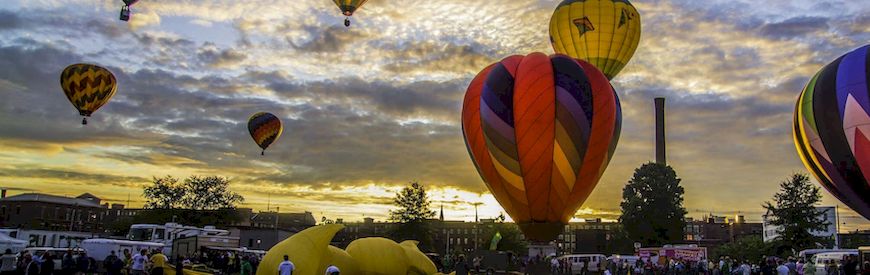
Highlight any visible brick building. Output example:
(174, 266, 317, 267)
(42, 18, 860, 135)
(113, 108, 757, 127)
(0, 192, 107, 232)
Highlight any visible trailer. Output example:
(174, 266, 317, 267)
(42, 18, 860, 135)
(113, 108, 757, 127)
(171, 235, 239, 259)
(81, 238, 164, 260)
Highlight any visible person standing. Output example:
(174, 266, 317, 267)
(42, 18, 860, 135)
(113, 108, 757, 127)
(277, 255, 294, 275)
(777, 261, 790, 275)
(130, 250, 147, 275)
(39, 252, 53, 275)
(149, 250, 167, 275)
(105, 251, 122, 275)
(0, 249, 17, 275)
(804, 260, 815, 275)
(240, 257, 252, 275)
(24, 254, 39, 275)
(75, 252, 90, 275)
(324, 265, 339, 275)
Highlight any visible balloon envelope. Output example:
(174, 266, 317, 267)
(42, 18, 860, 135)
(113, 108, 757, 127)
(794, 44, 870, 220)
(549, 0, 641, 79)
(333, 0, 368, 16)
(60, 64, 118, 122)
(248, 112, 283, 154)
(462, 53, 621, 242)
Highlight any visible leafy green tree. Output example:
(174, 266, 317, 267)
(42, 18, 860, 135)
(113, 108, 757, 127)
(716, 235, 769, 262)
(388, 182, 437, 251)
(143, 176, 186, 209)
(619, 162, 687, 246)
(143, 175, 243, 210)
(181, 176, 244, 210)
(478, 213, 527, 253)
(763, 174, 829, 254)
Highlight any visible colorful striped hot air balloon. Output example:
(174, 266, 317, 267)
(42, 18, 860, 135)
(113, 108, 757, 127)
(549, 0, 642, 80)
(462, 53, 622, 242)
(248, 112, 283, 155)
(60, 64, 118, 125)
(333, 0, 368, 27)
(794, 44, 870, 220)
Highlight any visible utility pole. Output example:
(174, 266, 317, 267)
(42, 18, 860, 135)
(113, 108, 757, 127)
(275, 206, 280, 242)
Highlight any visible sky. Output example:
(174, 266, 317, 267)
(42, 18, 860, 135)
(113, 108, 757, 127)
(0, 0, 868, 231)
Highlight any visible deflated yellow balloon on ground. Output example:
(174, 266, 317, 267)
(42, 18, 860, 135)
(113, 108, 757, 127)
(399, 241, 437, 275)
(320, 245, 360, 275)
(346, 237, 410, 275)
(257, 224, 344, 275)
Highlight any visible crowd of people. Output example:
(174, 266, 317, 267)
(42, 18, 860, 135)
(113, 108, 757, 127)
(542, 254, 868, 275)
(0, 248, 269, 275)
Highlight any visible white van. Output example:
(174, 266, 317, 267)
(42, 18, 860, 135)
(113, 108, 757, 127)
(608, 255, 640, 267)
(559, 254, 608, 274)
(812, 251, 858, 275)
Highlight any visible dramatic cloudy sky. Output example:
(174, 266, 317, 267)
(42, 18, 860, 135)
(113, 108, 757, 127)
(0, 0, 868, 231)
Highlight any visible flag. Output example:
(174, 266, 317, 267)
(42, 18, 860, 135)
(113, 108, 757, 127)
(489, 231, 502, 250)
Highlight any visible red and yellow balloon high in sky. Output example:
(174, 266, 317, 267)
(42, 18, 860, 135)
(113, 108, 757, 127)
(462, 53, 622, 242)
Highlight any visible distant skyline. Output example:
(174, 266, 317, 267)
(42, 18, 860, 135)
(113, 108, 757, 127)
(0, 0, 868, 231)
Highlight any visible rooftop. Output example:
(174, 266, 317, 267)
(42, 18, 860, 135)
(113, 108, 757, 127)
(0, 193, 103, 208)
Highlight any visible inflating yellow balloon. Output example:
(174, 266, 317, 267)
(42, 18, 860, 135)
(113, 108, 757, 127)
(400, 241, 438, 275)
(346, 237, 410, 275)
(320, 246, 360, 275)
(256, 224, 344, 275)
(549, 0, 641, 79)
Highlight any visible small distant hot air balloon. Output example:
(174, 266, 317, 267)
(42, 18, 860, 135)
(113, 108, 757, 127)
(462, 53, 622, 242)
(248, 112, 283, 155)
(120, 0, 140, 21)
(794, 44, 870, 221)
(60, 64, 118, 125)
(332, 0, 368, 27)
(549, 0, 641, 80)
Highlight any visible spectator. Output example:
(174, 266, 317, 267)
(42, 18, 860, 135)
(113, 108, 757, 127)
(40, 252, 53, 275)
(75, 252, 90, 275)
(324, 265, 339, 275)
(278, 255, 294, 275)
(24, 254, 39, 275)
(804, 259, 815, 275)
(0, 249, 16, 275)
(130, 250, 147, 275)
(105, 251, 122, 275)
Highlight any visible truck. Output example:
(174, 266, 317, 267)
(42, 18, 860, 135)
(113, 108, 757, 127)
(81, 238, 164, 260)
(126, 223, 229, 255)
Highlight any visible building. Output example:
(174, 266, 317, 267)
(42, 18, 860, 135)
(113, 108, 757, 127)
(763, 206, 838, 245)
(556, 219, 620, 254)
(0, 192, 108, 232)
(838, 230, 870, 249)
(684, 215, 763, 255)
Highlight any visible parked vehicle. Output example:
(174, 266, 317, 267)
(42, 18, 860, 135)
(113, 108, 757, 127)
(81, 238, 164, 260)
(608, 255, 640, 267)
(558, 254, 608, 273)
(811, 251, 858, 275)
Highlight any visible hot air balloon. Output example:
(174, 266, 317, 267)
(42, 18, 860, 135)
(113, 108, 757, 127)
(60, 64, 118, 125)
(248, 112, 283, 155)
(549, 0, 641, 80)
(462, 53, 622, 242)
(119, 0, 140, 21)
(794, 44, 870, 221)
(332, 0, 368, 27)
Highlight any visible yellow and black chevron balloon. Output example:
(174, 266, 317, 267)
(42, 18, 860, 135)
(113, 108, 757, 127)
(60, 64, 118, 125)
(248, 112, 283, 155)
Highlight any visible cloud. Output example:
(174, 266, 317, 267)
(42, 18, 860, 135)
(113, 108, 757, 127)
(759, 16, 830, 39)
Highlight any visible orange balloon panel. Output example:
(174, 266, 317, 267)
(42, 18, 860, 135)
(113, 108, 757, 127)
(462, 53, 621, 242)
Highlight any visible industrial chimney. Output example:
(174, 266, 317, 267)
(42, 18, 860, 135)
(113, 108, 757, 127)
(655, 97, 666, 165)
(1, 189, 6, 199)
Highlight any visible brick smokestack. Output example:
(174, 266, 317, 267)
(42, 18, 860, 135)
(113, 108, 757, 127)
(655, 97, 666, 165)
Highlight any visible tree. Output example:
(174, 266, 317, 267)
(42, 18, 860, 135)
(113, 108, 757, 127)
(716, 235, 770, 262)
(143, 176, 185, 209)
(478, 214, 527, 253)
(143, 175, 244, 210)
(389, 182, 437, 222)
(181, 176, 244, 210)
(388, 182, 437, 251)
(763, 174, 828, 254)
(619, 162, 687, 246)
